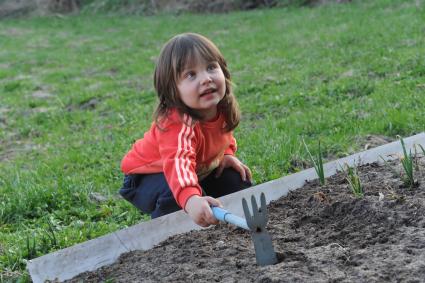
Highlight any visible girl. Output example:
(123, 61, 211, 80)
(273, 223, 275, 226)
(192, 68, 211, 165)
(119, 33, 252, 227)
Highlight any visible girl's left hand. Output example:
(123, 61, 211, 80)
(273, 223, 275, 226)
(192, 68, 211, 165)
(215, 155, 252, 182)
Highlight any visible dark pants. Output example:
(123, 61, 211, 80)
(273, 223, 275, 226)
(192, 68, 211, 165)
(119, 168, 252, 218)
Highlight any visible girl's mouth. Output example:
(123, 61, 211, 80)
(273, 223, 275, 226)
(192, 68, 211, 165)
(200, 88, 216, 97)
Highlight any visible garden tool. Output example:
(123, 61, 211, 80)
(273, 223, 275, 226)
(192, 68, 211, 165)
(211, 192, 278, 266)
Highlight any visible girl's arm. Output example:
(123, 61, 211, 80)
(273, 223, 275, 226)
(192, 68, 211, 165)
(157, 115, 202, 210)
(224, 135, 237, 155)
(217, 134, 252, 182)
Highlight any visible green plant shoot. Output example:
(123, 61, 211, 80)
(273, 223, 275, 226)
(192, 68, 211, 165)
(398, 136, 415, 188)
(418, 144, 425, 157)
(303, 138, 325, 185)
(344, 163, 363, 198)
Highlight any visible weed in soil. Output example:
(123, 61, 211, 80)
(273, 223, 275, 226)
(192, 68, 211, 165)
(419, 144, 425, 157)
(343, 163, 364, 198)
(398, 136, 417, 188)
(303, 138, 325, 185)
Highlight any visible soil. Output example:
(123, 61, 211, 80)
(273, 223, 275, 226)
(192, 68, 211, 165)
(67, 156, 425, 282)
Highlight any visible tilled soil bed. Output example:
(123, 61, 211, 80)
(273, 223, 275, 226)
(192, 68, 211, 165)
(68, 157, 425, 282)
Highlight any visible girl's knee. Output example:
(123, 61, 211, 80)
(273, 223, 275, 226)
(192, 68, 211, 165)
(119, 173, 181, 218)
(119, 174, 166, 214)
(151, 188, 181, 218)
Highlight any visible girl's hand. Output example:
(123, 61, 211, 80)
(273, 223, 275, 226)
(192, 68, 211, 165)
(185, 195, 222, 227)
(215, 155, 252, 182)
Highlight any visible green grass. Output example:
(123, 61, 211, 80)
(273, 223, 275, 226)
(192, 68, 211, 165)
(1, 0, 424, 280)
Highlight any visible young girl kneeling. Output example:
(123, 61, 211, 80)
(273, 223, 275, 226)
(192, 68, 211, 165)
(120, 33, 252, 227)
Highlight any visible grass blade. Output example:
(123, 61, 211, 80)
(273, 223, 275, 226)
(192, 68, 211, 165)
(303, 138, 325, 185)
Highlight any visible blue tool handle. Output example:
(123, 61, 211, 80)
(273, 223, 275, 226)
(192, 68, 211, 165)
(211, 206, 250, 230)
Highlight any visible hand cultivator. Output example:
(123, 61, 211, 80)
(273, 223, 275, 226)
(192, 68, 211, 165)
(212, 192, 278, 266)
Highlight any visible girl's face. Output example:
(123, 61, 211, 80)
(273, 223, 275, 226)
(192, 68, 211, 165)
(177, 57, 226, 121)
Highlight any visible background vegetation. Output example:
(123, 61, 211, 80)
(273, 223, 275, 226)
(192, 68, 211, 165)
(1, 0, 424, 281)
(0, 0, 350, 18)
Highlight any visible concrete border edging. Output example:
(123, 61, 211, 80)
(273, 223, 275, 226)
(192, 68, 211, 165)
(27, 133, 425, 282)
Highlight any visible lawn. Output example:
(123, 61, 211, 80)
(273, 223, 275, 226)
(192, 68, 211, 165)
(1, 0, 424, 280)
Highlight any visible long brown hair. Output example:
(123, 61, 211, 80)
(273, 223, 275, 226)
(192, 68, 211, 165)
(153, 33, 240, 132)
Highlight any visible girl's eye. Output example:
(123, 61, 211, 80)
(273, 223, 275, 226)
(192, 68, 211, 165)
(185, 71, 195, 79)
(207, 64, 218, 71)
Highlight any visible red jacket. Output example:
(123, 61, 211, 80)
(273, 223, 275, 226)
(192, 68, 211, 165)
(121, 109, 236, 209)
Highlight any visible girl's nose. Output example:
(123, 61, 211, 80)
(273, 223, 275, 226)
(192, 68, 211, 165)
(200, 72, 213, 85)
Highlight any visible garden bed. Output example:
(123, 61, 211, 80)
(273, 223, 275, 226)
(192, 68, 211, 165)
(67, 156, 425, 282)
